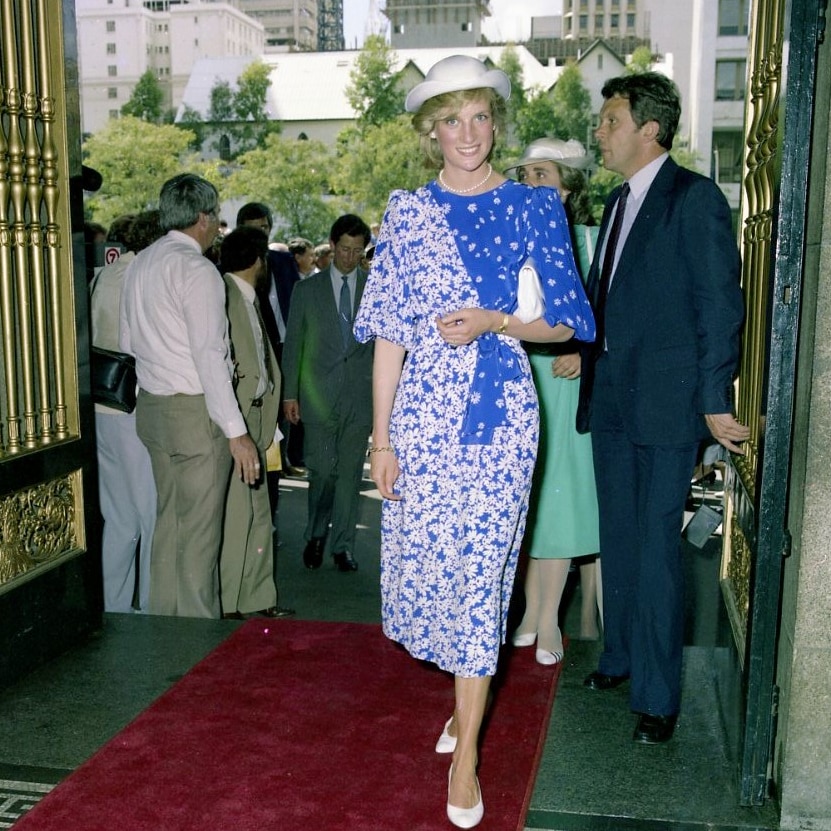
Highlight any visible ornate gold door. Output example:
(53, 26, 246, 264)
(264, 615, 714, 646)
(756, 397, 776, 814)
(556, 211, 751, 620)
(0, 0, 101, 685)
(720, 0, 824, 805)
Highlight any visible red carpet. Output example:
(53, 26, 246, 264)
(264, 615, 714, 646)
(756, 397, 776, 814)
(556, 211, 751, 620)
(15, 620, 561, 830)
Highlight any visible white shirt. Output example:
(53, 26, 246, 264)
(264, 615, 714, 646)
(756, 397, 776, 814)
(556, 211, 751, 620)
(605, 152, 669, 287)
(120, 230, 246, 439)
(330, 265, 356, 311)
(227, 272, 269, 401)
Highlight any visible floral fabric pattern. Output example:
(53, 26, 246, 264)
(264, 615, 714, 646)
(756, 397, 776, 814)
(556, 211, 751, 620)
(354, 180, 594, 676)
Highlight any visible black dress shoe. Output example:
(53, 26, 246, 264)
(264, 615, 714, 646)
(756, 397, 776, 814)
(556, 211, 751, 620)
(303, 537, 325, 569)
(332, 551, 358, 572)
(584, 671, 629, 691)
(633, 713, 678, 744)
(248, 606, 296, 618)
(221, 611, 245, 620)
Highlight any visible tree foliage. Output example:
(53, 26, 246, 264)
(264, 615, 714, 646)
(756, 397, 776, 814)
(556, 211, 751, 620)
(497, 44, 526, 134)
(121, 70, 164, 123)
(82, 116, 196, 227)
(206, 61, 280, 159)
(221, 133, 337, 242)
(549, 63, 593, 147)
(345, 35, 404, 131)
(332, 116, 428, 221)
(514, 87, 558, 147)
(626, 46, 655, 74)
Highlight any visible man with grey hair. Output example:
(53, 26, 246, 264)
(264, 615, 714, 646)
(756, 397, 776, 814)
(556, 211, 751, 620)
(120, 173, 260, 618)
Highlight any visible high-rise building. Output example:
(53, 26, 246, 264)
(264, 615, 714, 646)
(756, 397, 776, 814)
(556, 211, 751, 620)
(75, 0, 264, 135)
(383, 0, 492, 48)
(238, 0, 318, 52)
(317, 0, 344, 50)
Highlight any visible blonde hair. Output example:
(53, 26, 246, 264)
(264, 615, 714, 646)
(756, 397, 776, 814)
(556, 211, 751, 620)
(412, 88, 507, 169)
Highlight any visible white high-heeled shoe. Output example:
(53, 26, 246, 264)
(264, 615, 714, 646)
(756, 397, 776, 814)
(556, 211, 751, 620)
(435, 717, 457, 753)
(446, 766, 484, 829)
(535, 648, 564, 666)
(511, 631, 537, 647)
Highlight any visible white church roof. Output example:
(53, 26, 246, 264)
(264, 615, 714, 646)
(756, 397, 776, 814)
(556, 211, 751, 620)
(177, 45, 561, 124)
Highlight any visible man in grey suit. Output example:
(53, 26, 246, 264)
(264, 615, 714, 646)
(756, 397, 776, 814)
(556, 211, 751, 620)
(282, 214, 373, 572)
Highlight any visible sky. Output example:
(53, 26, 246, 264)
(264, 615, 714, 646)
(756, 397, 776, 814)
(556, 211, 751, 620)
(343, 0, 563, 50)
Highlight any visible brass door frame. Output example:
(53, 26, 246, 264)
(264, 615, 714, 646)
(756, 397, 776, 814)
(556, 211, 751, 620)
(722, 0, 825, 805)
(0, 0, 101, 685)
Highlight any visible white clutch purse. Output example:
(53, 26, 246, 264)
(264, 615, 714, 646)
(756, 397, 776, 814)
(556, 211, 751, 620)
(515, 257, 545, 324)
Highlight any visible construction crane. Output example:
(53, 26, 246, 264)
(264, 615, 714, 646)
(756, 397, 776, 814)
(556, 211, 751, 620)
(317, 0, 345, 51)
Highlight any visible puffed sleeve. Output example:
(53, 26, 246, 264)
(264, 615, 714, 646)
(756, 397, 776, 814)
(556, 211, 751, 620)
(354, 190, 416, 350)
(524, 187, 596, 343)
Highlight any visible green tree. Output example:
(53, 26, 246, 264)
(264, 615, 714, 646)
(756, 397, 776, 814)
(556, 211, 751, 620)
(345, 34, 404, 131)
(121, 70, 164, 123)
(178, 104, 206, 151)
(82, 116, 196, 227)
(514, 86, 558, 147)
(626, 46, 654, 74)
(222, 133, 337, 242)
(497, 44, 527, 133)
(207, 62, 279, 158)
(550, 62, 592, 147)
(332, 116, 428, 220)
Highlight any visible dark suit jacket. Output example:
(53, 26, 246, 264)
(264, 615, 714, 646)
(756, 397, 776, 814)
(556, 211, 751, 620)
(224, 275, 281, 451)
(256, 250, 300, 358)
(281, 266, 373, 429)
(577, 157, 743, 444)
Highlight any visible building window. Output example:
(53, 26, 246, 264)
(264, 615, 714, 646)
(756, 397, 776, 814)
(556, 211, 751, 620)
(610, 13, 619, 29)
(627, 13, 635, 29)
(106, 20, 115, 32)
(108, 65, 117, 76)
(219, 135, 231, 162)
(579, 14, 588, 31)
(109, 109, 120, 119)
(461, 21, 472, 32)
(712, 131, 744, 183)
(108, 87, 118, 99)
(715, 59, 747, 100)
(597, 53, 603, 70)
(595, 13, 604, 29)
(106, 43, 116, 54)
(718, 0, 749, 36)
(394, 24, 404, 34)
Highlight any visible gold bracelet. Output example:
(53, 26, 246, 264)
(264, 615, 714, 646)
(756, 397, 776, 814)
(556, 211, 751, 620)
(496, 313, 510, 335)
(367, 446, 395, 455)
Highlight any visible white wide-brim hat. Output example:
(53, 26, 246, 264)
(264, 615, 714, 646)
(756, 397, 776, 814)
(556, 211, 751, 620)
(404, 55, 511, 113)
(504, 137, 593, 173)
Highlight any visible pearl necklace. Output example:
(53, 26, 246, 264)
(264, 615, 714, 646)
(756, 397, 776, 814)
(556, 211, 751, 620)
(439, 163, 493, 195)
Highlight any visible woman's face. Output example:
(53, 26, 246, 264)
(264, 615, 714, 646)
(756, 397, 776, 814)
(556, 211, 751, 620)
(517, 160, 570, 200)
(433, 97, 495, 173)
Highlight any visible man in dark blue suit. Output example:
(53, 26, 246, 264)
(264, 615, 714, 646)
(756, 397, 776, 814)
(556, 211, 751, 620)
(577, 73, 750, 744)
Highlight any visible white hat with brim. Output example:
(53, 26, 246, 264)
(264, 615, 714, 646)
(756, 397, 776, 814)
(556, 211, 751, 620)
(404, 55, 511, 113)
(504, 137, 593, 174)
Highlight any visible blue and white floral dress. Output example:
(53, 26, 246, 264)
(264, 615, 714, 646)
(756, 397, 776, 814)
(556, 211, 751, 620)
(354, 179, 595, 676)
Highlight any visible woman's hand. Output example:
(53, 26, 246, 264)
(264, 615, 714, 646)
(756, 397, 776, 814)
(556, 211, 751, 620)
(436, 308, 498, 347)
(551, 352, 581, 380)
(371, 450, 401, 501)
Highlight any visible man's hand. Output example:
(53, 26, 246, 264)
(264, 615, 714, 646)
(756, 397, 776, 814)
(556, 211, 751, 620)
(705, 413, 751, 455)
(229, 433, 261, 485)
(284, 399, 301, 425)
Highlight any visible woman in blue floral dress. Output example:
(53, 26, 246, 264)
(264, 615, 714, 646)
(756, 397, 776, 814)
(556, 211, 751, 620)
(353, 55, 595, 829)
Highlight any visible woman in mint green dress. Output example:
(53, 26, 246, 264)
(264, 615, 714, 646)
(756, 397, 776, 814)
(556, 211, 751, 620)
(505, 138, 602, 666)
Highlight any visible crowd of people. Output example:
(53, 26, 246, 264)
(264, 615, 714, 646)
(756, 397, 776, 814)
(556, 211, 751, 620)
(89, 55, 748, 830)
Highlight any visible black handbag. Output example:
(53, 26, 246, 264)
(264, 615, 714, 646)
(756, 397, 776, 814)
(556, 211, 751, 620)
(91, 346, 137, 413)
